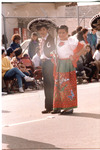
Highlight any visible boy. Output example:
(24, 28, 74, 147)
(37, 24, 55, 113)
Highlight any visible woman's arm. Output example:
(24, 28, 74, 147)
(71, 42, 87, 68)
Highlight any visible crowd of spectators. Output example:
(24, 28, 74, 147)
(2, 25, 100, 94)
(72, 26, 100, 82)
(2, 33, 40, 94)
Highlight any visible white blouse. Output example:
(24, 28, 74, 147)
(57, 36, 79, 59)
(93, 50, 100, 61)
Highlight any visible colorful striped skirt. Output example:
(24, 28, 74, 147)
(53, 59, 77, 111)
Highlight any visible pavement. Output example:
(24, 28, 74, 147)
(1, 82, 100, 150)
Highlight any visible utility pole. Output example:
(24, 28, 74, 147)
(77, 5, 80, 26)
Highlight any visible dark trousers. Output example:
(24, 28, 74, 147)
(41, 60, 54, 111)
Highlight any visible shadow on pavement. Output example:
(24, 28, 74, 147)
(60, 112, 100, 119)
(2, 134, 63, 150)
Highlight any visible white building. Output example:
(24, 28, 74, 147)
(2, 2, 100, 49)
(2, 2, 74, 48)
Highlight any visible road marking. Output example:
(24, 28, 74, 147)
(2, 116, 55, 127)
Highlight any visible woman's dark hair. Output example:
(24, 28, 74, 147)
(86, 44, 92, 52)
(11, 34, 21, 42)
(77, 31, 84, 41)
(81, 28, 88, 35)
(14, 47, 22, 57)
(85, 44, 93, 63)
(2, 48, 5, 55)
(23, 54, 29, 58)
(77, 28, 88, 42)
(36, 25, 49, 31)
(57, 25, 68, 33)
(96, 43, 100, 50)
(6, 47, 13, 56)
(76, 26, 83, 33)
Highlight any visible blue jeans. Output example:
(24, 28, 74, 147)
(4, 67, 26, 88)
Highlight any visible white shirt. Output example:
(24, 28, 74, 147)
(32, 53, 40, 68)
(57, 36, 78, 59)
(93, 50, 100, 61)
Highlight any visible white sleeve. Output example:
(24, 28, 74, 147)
(31, 56, 35, 64)
(68, 36, 79, 50)
(93, 50, 100, 61)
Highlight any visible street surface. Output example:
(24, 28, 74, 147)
(1, 82, 100, 150)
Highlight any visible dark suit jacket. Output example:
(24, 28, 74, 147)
(43, 34, 55, 58)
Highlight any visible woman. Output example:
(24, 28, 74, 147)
(10, 34, 21, 51)
(28, 32, 39, 59)
(77, 28, 88, 44)
(51, 25, 85, 114)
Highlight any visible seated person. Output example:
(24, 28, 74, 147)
(76, 45, 96, 82)
(93, 43, 100, 61)
(90, 60, 100, 81)
(6, 47, 15, 61)
(84, 44, 94, 65)
(2, 48, 34, 93)
(84, 45, 97, 82)
(21, 54, 34, 76)
(11, 47, 31, 76)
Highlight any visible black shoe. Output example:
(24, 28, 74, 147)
(51, 110, 61, 114)
(42, 110, 51, 114)
(60, 109, 73, 115)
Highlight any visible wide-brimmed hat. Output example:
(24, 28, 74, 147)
(27, 18, 57, 32)
(90, 13, 100, 30)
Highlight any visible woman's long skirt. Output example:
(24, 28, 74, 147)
(53, 59, 77, 111)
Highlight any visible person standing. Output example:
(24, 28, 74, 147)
(87, 28, 97, 54)
(10, 34, 21, 51)
(51, 25, 85, 114)
(77, 28, 88, 44)
(36, 24, 56, 113)
(28, 32, 39, 59)
(82, 28, 88, 44)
